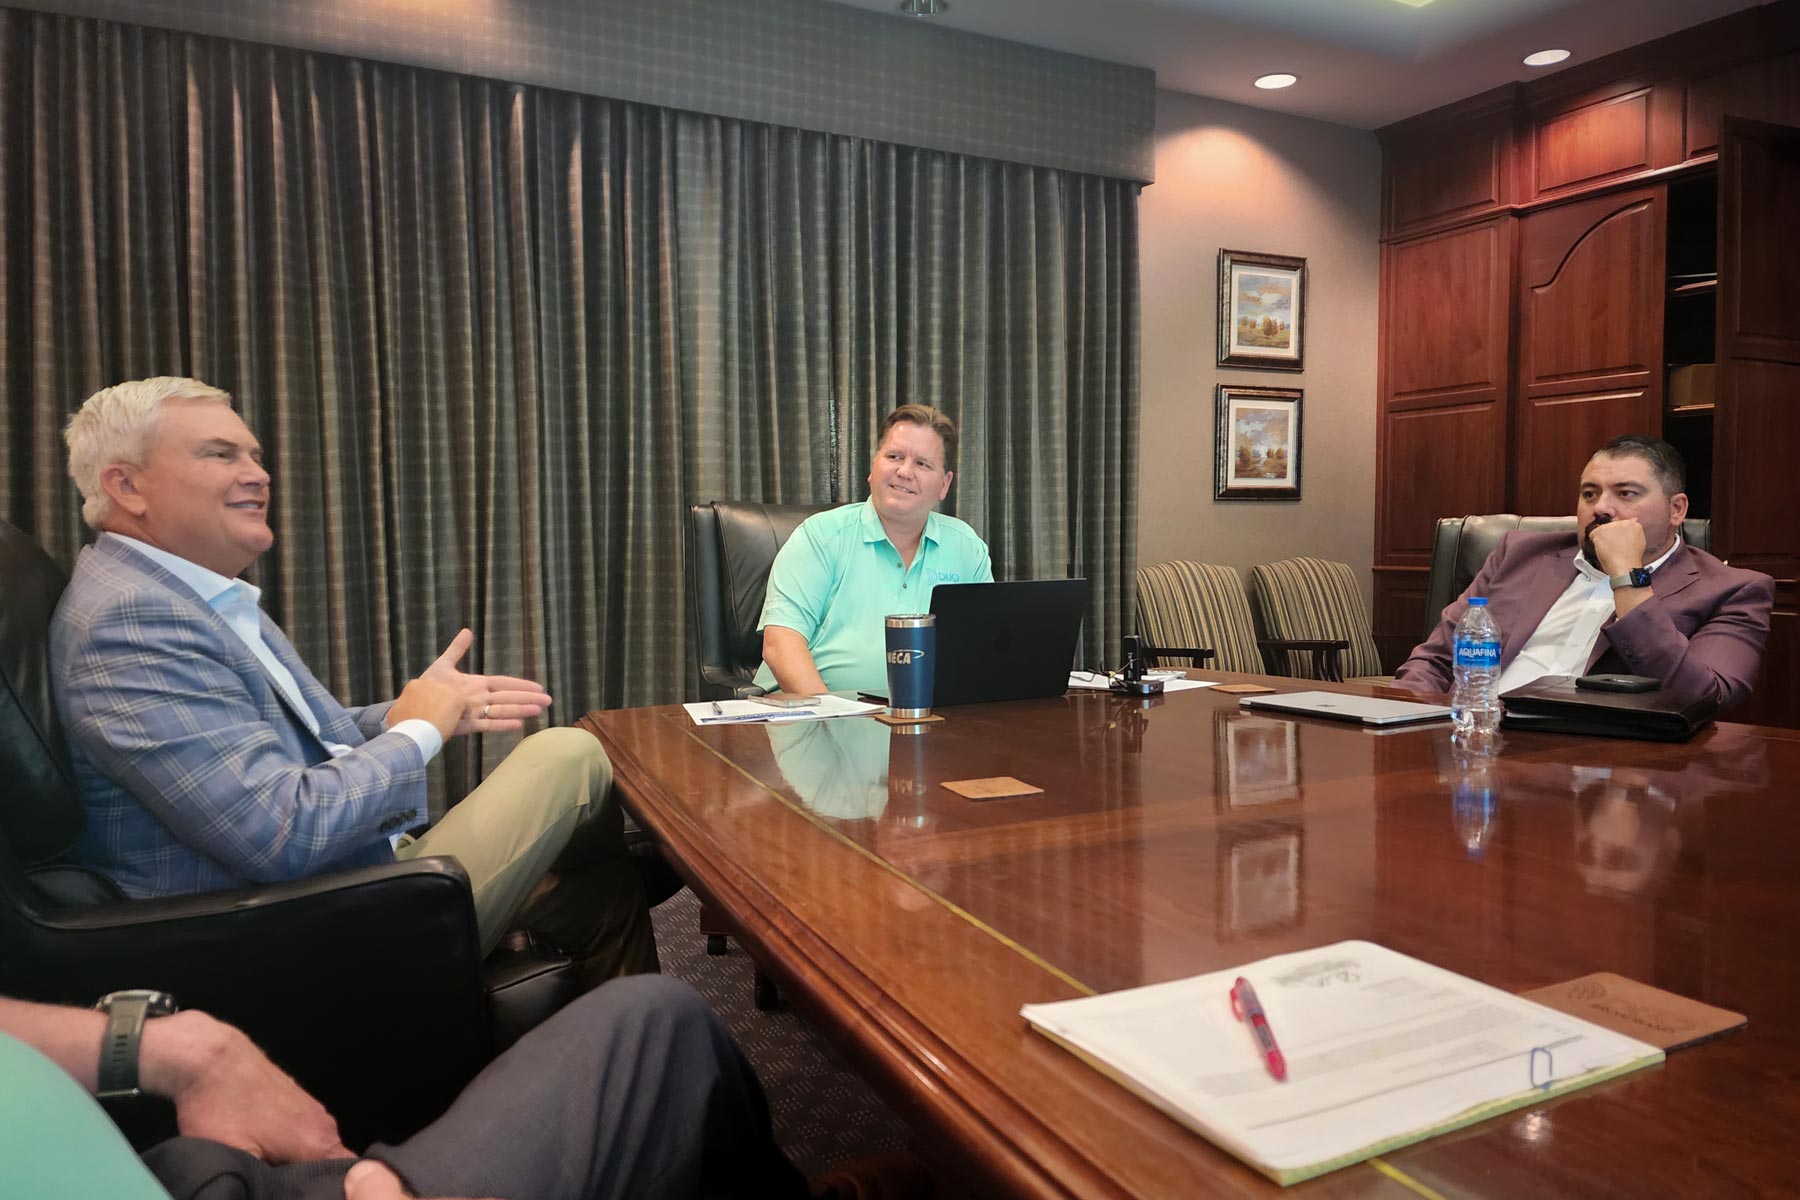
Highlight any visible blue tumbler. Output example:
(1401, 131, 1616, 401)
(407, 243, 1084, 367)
(884, 613, 936, 719)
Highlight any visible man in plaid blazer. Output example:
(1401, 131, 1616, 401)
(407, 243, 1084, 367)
(51, 377, 656, 982)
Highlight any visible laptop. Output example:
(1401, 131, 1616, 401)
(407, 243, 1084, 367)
(863, 579, 1089, 708)
(1237, 690, 1451, 727)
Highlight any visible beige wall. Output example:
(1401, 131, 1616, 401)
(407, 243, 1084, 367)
(1138, 88, 1381, 612)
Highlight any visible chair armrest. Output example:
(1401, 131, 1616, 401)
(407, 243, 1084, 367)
(1143, 645, 1216, 668)
(700, 664, 764, 699)
(1258, 638, 1349, 683)
(3, 856, 492, 1148)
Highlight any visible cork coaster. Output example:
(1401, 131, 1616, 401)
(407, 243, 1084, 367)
(873, 711, 944, 726)
(1521, 973, 1746, 1052)
(1211, 683, 1278, 695)
(942, 776, 1043, 800)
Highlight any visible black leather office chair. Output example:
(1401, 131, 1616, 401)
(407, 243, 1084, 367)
(0, 519, 580, 1148)
(1421, 515, 1713, 639)
(687, 500, 835, 700)
(684, 500, 832, 1004)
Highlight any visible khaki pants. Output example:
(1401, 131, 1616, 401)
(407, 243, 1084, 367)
(397, 727, 657, 979)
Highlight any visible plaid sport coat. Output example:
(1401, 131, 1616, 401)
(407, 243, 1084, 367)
(51, 535, 426, 898)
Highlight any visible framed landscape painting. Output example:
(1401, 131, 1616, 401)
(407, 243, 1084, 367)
(1217, 248, 1306, 371)
(1215, 385, 1302, 501)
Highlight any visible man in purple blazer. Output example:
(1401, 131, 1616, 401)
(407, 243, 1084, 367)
(1395, 435, 1774, 712)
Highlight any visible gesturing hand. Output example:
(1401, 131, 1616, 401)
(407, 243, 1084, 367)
(421, 627, 553, 737)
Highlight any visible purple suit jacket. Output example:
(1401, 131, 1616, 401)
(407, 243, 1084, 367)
(1395, 531, 1774, 712)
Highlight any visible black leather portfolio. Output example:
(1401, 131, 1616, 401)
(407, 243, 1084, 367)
(1500, 675, 1717, 742)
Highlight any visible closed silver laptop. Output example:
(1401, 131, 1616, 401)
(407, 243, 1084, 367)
(1237, 690, 1451, 727)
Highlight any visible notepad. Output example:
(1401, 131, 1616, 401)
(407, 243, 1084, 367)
(1020, 941, 1663, 1186)
(683, 696, 884, 725)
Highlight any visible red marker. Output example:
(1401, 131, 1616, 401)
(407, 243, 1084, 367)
(1230, 976, 1288, 1082)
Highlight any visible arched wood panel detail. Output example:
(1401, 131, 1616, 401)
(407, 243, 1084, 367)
(1519, 190, 1664, 390)
(1514, 187, 1664, 515)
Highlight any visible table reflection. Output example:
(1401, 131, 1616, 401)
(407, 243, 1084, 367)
(1424, 723, 1774, 898)
(766, 716, 944, 825)
(1569, 769, 1681, 896)
(1449, 740, 1500, 859)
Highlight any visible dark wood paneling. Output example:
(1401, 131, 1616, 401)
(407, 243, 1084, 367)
(1518, 192, 1663, 391)
(1384, 221, 1512, 404)
(1532, 86, 1654, 193)
(1713, 358, 1800, 584)
(1718, 121, 1800, 365)
(1384, 111, 1512, 236)
(1514, 188, 1664, 514)
(1380, 404, 1509, 565)
(1529, 81, 1683, 198)
(1373, 566, 1429, 673)
(1376, 218, 1514, 569)
(1513, 388, 1659, 516)
(1715, 119, 1800, 589)
(1688, 51, 1800, 158)
(1730, 590, 1798, 728)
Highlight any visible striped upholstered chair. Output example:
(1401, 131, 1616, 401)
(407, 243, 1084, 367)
(1135, 561, 1262, 671)
(1250, 557, 1391, 684)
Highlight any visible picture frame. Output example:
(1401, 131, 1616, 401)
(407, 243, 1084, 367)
(1218, 248, 1306, 371)
(1215, 385, 1303, 501)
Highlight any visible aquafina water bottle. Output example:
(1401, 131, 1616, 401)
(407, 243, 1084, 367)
(1451, 597, 1502, 740)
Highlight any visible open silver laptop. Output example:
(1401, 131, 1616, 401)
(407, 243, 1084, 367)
(1237, 690, 1451, 727)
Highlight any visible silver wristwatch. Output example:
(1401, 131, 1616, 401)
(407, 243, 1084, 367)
(93, 989, 180, 1098)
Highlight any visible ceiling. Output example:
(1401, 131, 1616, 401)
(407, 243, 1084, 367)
(820, 0, 1769, 129)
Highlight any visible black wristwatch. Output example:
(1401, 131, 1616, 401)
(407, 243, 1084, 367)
(93, 989, 180, 1099)
(1609, 567, 1654, 591)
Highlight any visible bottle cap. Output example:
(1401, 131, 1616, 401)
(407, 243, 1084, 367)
(1467, 597, 1488, 606)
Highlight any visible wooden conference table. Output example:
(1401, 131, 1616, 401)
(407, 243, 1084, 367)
(579, 676, 1800, 1198)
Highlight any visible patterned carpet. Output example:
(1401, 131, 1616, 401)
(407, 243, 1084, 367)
(651, 888, 916, 1178)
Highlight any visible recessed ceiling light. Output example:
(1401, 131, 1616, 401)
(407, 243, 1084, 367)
(1523, 49, 1571, 67)
(1254, 73, 1299, 90)
(898, 0, 948, 15)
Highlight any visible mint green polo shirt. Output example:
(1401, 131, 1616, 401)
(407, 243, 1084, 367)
(754, 500, 993, 696)
(0, 1032, 171, 1199)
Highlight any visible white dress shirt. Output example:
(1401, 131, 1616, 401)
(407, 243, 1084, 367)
(1495, 537, 1682, 694)
(113, 535, 442, 763)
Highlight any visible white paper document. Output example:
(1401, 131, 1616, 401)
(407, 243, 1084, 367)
(683, 695, 885, 726)
(1020, 941, 1663, 1184)
(1066, 671, 1220, 693)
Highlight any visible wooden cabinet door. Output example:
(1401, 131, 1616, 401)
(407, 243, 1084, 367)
(1373, 218, 1514, 666)
(1714, 117, 1800, 727)
(1377, 218, 1514, 568)
(1513, 187, 1665, 516)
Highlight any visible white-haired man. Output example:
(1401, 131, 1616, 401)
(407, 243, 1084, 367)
(52, 377, 656, 982)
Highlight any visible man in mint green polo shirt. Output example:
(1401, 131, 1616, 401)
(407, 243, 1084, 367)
(756, 404, 993, 697)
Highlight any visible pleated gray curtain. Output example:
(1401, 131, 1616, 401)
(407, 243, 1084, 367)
(0, 9, 1139, 792)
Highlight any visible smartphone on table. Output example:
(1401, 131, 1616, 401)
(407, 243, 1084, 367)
(748, 691, 823, 708)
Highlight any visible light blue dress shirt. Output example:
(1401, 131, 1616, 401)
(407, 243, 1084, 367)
(112, 535, 442, 764)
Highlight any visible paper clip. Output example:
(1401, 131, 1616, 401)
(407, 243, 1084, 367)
(1529, 1046, 1553, 1091)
